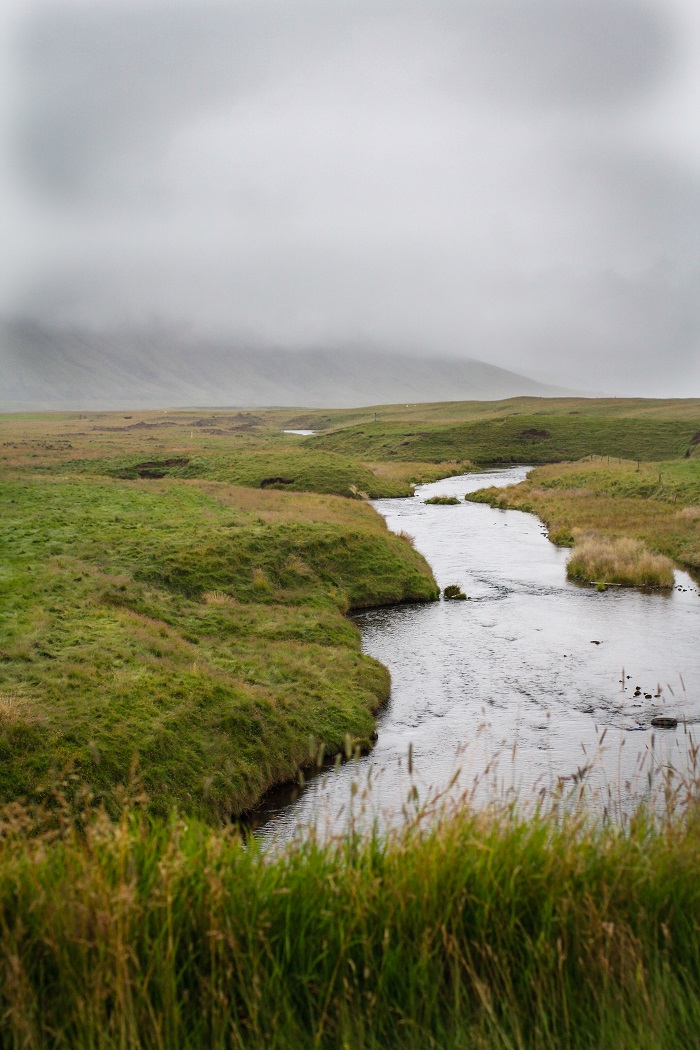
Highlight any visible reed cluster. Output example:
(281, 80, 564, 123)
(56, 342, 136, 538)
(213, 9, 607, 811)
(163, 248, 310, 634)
(566, 532, 675, 588)
(1, 768, 700, 1049)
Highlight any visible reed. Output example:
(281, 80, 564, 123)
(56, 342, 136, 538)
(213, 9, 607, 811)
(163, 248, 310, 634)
(566, 532, 675, 588)
(1, 758, 700, 1049)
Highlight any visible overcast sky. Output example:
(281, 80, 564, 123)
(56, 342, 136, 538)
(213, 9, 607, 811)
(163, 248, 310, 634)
(3, 0, 700, 395)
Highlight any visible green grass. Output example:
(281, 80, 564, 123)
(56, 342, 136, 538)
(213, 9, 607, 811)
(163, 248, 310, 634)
(424, 495, 461, 505)
(467, 458, 700, 575)
(310, 413, 700, 465)
(78, 447, 426, 498)
(0, 476, 437, 819)
(1, 784, 700, 1049)
(2, 405, 700, 1046)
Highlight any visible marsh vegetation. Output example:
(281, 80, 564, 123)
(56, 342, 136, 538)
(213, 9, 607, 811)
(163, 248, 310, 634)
(566, 533, 675, 589)
(1, 399, 699, 1045)
(2, 767, 700, 1049)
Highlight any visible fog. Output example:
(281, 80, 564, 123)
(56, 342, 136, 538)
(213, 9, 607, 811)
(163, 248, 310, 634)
(3, 0, 700, 398)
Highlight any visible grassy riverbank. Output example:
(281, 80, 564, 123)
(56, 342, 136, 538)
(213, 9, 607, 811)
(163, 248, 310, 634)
(2, 783, 700, 1049)
(0, 471, 437, 819)
(467, 457, 700, 577)
(1, 406, 699, 816)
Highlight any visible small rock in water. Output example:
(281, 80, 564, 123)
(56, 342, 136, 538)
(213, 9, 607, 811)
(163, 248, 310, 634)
(650, 716, 678, 729)
(590, 640, 601, 645)
(644, 693, 652, 699)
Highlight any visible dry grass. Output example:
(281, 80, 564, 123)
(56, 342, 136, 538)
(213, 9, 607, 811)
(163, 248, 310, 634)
(0, 691, 41, 726)
(362, 460, 463, 484)
(194, 481, 389, 530)
(468, 459, 700, 575)
(566, 532, 675, 588)
(203, 590, 238, 607)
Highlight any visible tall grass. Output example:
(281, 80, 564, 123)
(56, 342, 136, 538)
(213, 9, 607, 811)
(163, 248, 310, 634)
(567, 532, 675, 588)
(1, 759, 700, 1049)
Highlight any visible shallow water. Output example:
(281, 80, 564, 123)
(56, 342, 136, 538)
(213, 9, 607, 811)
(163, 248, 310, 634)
(255, 467, 700, 843)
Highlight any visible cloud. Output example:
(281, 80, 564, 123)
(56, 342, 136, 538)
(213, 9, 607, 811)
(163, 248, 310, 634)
(4, 0, 700, 395)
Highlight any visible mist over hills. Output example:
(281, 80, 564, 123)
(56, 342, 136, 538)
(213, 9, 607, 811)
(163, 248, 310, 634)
(0, 319, 572, 410)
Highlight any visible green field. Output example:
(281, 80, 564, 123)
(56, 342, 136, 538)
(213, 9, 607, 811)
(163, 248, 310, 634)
(2, 400, 700, 1047)
(0, 473, 437, 819)
(310, 411, 700, 464)
(1, 402, 699, 815)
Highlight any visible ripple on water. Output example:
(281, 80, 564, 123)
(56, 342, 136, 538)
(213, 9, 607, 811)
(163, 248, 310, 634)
(254, 466, 700, 845)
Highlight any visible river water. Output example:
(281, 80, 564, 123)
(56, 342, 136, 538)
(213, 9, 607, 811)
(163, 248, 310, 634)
(256, 468, 700, 843)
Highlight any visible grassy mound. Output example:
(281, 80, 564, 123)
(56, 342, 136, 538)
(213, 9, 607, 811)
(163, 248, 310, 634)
(0, 476, 437, 819)
(566, 533, 675, 588)
(1, 788, 700, 1048)
(424, 495, 461, 505)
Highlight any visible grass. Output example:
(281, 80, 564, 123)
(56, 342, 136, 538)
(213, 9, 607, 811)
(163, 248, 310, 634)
(310, 413, 700, 465)
(566, 533, 675, 588)
(0, 474, 437, 819)
(2, 404, 700, 1045)
(467, 458, 700, 576)
(424, 495, 461, 505)
(0, 411, 456, 499)
(1, 770, 700, 1049)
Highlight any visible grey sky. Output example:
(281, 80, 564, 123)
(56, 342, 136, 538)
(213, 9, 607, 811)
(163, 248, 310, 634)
(3, 0, 700, 395)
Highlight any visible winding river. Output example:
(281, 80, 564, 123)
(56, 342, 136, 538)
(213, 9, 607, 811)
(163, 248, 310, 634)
(255, 467, 700, 843)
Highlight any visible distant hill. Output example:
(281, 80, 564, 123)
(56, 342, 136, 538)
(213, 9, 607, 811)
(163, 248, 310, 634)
(0, 319, 570, 410)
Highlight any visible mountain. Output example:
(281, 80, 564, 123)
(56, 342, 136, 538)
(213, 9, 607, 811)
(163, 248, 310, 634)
(0, 319, 570, 410)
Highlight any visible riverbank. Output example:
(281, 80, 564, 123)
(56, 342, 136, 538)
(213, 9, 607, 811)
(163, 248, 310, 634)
(466, 457, 700, 577)
(0, 473, 438, 820)
(2, 407, 700, 1045)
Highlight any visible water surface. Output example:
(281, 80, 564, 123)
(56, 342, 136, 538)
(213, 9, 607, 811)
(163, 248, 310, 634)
(256, 468, 700, 842)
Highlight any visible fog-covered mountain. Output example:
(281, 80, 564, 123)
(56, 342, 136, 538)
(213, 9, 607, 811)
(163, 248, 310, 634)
(0, 319, 570, 410)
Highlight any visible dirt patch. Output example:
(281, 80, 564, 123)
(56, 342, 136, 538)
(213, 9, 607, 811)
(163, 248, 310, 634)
(94, 421, 180, 432)
(132, 457, 190, 479)
(260, 476, 295, 488)
(518, 428, 551, 441)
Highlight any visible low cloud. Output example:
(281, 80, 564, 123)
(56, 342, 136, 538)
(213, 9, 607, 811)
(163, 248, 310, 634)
(4, 0, 700, 396)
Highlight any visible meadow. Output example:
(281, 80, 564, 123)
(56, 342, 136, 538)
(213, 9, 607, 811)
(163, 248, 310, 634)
(311, 412, 700, 465)
(0, 425, 439, 819)
(2, 401, 700, 1046)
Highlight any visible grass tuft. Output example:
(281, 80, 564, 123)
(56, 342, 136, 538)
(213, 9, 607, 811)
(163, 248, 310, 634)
(566, 532, 675, 588)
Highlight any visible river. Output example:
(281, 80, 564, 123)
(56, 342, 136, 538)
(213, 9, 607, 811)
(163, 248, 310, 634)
(255, 467, 700, 843)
